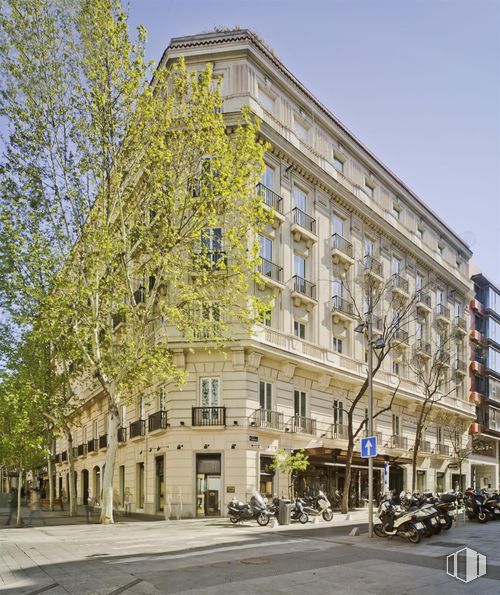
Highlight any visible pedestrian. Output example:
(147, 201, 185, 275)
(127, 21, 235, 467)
(27, 488, 46, 527)
(4, 488, 22, 526)
(85, 491, 95, 523)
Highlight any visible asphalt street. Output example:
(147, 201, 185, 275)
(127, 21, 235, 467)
(0, 512, 499, 594)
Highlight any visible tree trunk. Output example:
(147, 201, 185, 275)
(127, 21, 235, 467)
(411, 434, 420, 494)
(63, 427, 77, 516)
(47, 453, 54, 511)
(16, 469, 22, 527)
(100, 402, 120, 524)
(341, 441, 354, 514)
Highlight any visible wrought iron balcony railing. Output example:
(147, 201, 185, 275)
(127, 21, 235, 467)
(129, 419, 146, 439)
(288, 415, 316, 435)
(292, 275, 316, 300)
(331, 295, 354, 317)
(99, 434, 108, 449)
(415, 291, 432, 308)
(250, 409, 284, 430)
(87, 439, 98, 453)
(292, 207, 316, 234)
(333, 424, 349, 439)
(435, 303, 450, 319)
(77, 443, 87, 456)
(257, 183, 283, 213)
(148, 410, 168, 432)
(391, 273, 409, 293)
(118, 427, 127, 443)
(192, 406, 226, 426)
(390, 435, 408, 450)
(414, 339, 431, 356)
(363, 255, 383, 276)
(331, 233, 353, 258)
(257, 257, 283, 283)
(436, 443, 450, 456)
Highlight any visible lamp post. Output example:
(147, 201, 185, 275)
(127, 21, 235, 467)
(355, 314, 385, 539)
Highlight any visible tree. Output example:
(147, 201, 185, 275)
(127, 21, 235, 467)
(336, 265, 420, 514)
(407, 330, 468, 493)
(270, 449, 309, 498)
(0, 0, 269, 523)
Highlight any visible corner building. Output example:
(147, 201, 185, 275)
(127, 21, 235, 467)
(54, 30, 475, 516)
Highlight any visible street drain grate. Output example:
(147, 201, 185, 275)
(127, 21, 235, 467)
(240, 558, 272, 565)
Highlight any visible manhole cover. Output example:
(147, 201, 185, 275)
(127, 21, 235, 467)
(240, 558, 272, 565)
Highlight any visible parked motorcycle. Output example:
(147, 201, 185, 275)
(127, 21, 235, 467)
(268, 496, 308, 524)
(464, 488, 491, 523)
(227, 491, 273, 526)
(374, 492, 423, 543)
(400, 492, 441, 537)
(301, 491, 334, 521)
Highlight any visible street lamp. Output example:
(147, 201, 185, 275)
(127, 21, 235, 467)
(355, 316, 385, 538)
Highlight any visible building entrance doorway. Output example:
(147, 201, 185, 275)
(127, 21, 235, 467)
(389, 466, 404, 496)
(81, 469, 89, 505)
(196, 454, 221, 516)
(155, 456, 164, 513)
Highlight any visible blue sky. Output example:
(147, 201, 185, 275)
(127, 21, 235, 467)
(129, 0, 500, 282)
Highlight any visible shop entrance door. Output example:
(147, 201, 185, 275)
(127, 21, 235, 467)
(196, 454, 221, 517)
(389, 466, 404, 497)
(205, 476, 221, 515)
(156, 456, 164, 513)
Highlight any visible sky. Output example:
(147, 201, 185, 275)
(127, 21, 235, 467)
(128, 0, 500, 284)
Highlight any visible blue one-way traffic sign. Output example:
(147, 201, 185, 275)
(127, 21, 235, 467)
(361, 436, 377, 458)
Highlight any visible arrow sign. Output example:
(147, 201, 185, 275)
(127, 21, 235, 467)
(361, 436, 377, 458)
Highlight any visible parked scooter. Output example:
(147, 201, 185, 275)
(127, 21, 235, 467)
(374, 492, 423, 543)
(227, 491, 273, 526)
(301, 491, 334, 521)
(268, 496, 309, 524)
(400, 492, 441, 537)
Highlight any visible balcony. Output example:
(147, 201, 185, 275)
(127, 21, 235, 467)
(331, 295, 355, 326)
(192, 406, 226, 427)
(72, 447, 78, 459)
(331, 234, 354, 269)
(437, 349, 451, 367)
(434, 304, 451, 326)
(453, 315, 467, 338)
(249, 409, 284, 431)
(61, 450, 67, 462)
(291, 275, 317, 310)
(148, 410, 168, 432)
(99, 434, 108, 449)
(257, 183, 284, 224)
(391, 274, 409, 299)
(363, 255, 383, 284)
(392, 328, 409, 347)
(414, 339, 431, 359)
(129, 419, 146, 439)
(118, 427, 127, 443)
(390, 435, 408, 450)
(363, 430, 383, 446)
(257, 257, 284, 291)
(420, 440, 432, 453)
(288, 415, 317, 435)
(77, 443, 87, 457)
(416, 291, 432, 314)
(87, 439, 98, 453)
(332, 424, 349, 440)
(291, 207, 317, 246)
(435, 443, 450, 456)
(371, 316, 384, 336)
(453, 359, 467, 378)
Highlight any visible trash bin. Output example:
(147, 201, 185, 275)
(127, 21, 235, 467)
(278, 500, 292, 525)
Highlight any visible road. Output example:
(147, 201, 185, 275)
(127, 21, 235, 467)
(0, 512, 499, 594)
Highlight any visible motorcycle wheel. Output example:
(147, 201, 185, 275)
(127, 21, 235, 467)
(442, 516, 453, 530)
(299, 513, 309, 524)
(433, 522, 442, 534)
(374, 523, 386, 538)
(478, 511, 489, 523)
(229, 515, 238, 524)
(257, 512, 270, 526)
(407, 525, 422, 544)
(423, 520, 434, 537)
(322, 509, 333, 522)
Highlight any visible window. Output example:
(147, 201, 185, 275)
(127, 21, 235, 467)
(201, 227, 222, 252)
(293, 117, 308, 141)
(488, 347, 500, 374)
(332, 337, 343, 353)
(261, 165, 274, 189)
(259, 304, 272, 327)
(416, 273, 424, 292)
(93, 420, 98, 440)
(392, 414, 400, 436)
(294, 320, 306, 339)
(490, 408, 499, 431)
(332, 274, 343, 298)
(364, 180, 375, 198)
(82, 426, 87, 443)
(436, 288, 445, 306)
(393, 361, 400, 375)
(259, 381, 272, 412)
(416, 321, 423, 341)
(391, 256, 401, 276)
(364, 237, 374, 257)
(436, 426, 443, 444)
(158, 386, 167, 411)
(416, 225, 424, 239)
(200, 377, 220, 408)
(333, 400, 344, 425)
(454, 301, 462, 319)
(120, 405, 126, 427)
(392, 204, 401, 220)
(333, 154, 344, 174)
(259, 234, 273, 262)
(331, 214, 345, 238)
(294, 390, 307, 418)
(487, 318, 500, 344)
(294, 253, 306, 279)
(487, 287, 500, 312)
(293, 185, 307, 212)
(138, 395, 145, 420)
